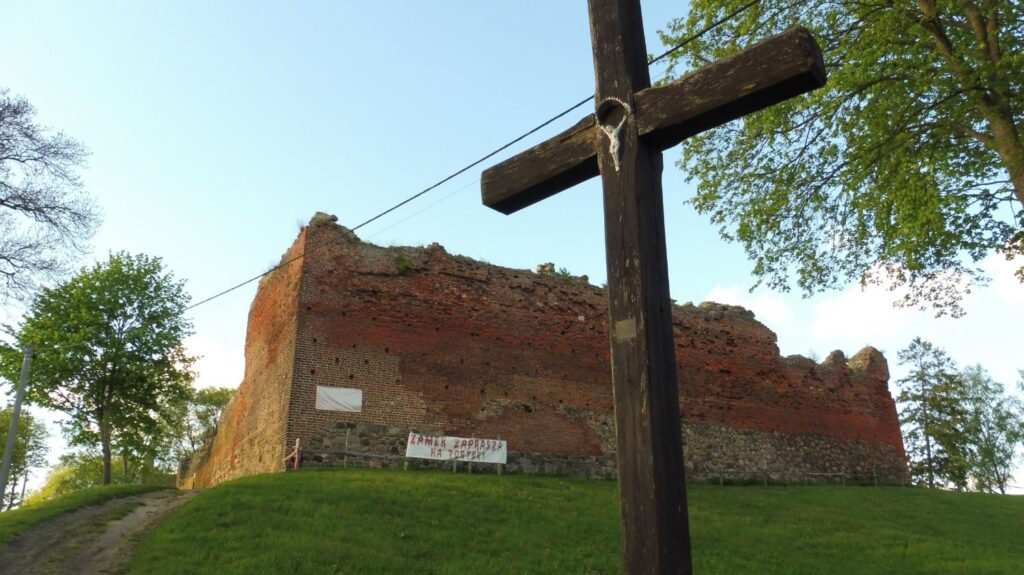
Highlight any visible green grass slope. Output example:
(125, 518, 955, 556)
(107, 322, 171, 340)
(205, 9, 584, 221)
(130, 469, 1023, 575)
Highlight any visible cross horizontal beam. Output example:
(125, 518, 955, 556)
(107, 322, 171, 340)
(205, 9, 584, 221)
(482, 27, 825, 215)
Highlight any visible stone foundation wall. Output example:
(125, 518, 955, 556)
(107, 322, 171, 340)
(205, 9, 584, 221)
(299, 421, 907, 484)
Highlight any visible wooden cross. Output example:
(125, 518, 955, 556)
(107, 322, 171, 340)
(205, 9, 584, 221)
(481, 2, 825, 573)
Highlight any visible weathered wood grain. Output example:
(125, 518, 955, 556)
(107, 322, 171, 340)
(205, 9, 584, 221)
(481, 115, 598, 215)
(637, 26, 824, 149)
(482, 27, 824, 215)
(587, 0, 692, 572)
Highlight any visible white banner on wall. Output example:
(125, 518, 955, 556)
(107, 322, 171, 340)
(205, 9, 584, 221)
(315, 386, 363, 412)
(405, 432, 507, 464)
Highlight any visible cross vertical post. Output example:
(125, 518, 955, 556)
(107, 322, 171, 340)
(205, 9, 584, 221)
(588, 1, 690, 572)
(480, 3, 826, 572)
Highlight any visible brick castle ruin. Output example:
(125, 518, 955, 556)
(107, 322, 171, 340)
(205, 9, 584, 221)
(181, 213, 908, 488)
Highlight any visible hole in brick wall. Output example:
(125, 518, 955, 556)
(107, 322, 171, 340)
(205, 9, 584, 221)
(335, 358, 339, 364)
(480, 388, 484, 394)
(459, 358, 464, 364)
(363, 359, 369, 365)
(306, 306, 312, 311)
(444, 384, 449, 390)
(352, 344, 357, 348)
(384, 347, 389, 353)
(349, 374, 354, 379)
(313, 338, 317, 343)
(342, 312, 347, 317)
(310, 369, 316, 375)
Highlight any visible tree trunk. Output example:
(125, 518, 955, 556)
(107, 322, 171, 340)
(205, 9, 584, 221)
(922, 375, 935, 489)
(143, 448, 155, 478)
(915, 0, 1024, 207)
(100, 409, 112, 486)
(6, 477, 16, 510)
(988, 112, 1024, 208)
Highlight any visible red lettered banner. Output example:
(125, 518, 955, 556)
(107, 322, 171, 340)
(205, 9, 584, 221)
(405, 432, 507, 464)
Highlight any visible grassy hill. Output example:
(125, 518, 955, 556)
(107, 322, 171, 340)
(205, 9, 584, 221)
(127, 468, 1023, 574)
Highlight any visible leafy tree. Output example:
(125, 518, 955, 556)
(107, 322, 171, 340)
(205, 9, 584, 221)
(896, 339, 1023, 492)
(896, 338, 964, 488)
(956, 365, 1023, 494)
(0, 408, 48, 509)
(23, 451, 133, 505)
(660, 1, 1023, 316)
(111, 398, 185, 480)
(1, 252, 194, 485)
(175, 387, 234, 458)
(0, 87, 99, 300)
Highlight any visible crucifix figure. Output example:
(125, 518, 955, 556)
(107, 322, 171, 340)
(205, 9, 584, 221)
(482, 1, 825, 573)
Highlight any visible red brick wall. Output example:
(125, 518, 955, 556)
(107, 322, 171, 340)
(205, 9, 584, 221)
(186, 232, 306, 488)
(190, 214, 907, 487)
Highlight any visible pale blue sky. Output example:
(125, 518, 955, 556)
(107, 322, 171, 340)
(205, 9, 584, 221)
(2, 1, 1021, 490)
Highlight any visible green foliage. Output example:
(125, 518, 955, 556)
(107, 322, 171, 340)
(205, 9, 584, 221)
(129, 469, 1024, 574)
(953, 365, 1023, 494)
(394, 252, 414, 274)
(0, 483, 166, 544)
(896, 338, 1023, 492)
(0, 408, 48, 509)
(1, 252, 195, 485)
(174, 386, 234, 459)
(536, 263, 575, 282)
(896, 337, 963, 488)
(25, 452, 136, 505)
(660, 1, 1024, 316)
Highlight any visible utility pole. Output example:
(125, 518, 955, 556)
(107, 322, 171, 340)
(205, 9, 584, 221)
(1, 345, 34, 505)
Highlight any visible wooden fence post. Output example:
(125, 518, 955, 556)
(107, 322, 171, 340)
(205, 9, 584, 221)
(343, 429, 350, 468)
(497, 434, 503, 476)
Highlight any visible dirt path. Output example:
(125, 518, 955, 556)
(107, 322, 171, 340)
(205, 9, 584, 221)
(0, 489, 196, 575)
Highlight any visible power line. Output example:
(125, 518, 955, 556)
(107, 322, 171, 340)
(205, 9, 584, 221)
(366, 178, 481, 242)
(185, 4, 761, 313)
(648, 0, 760, 66)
